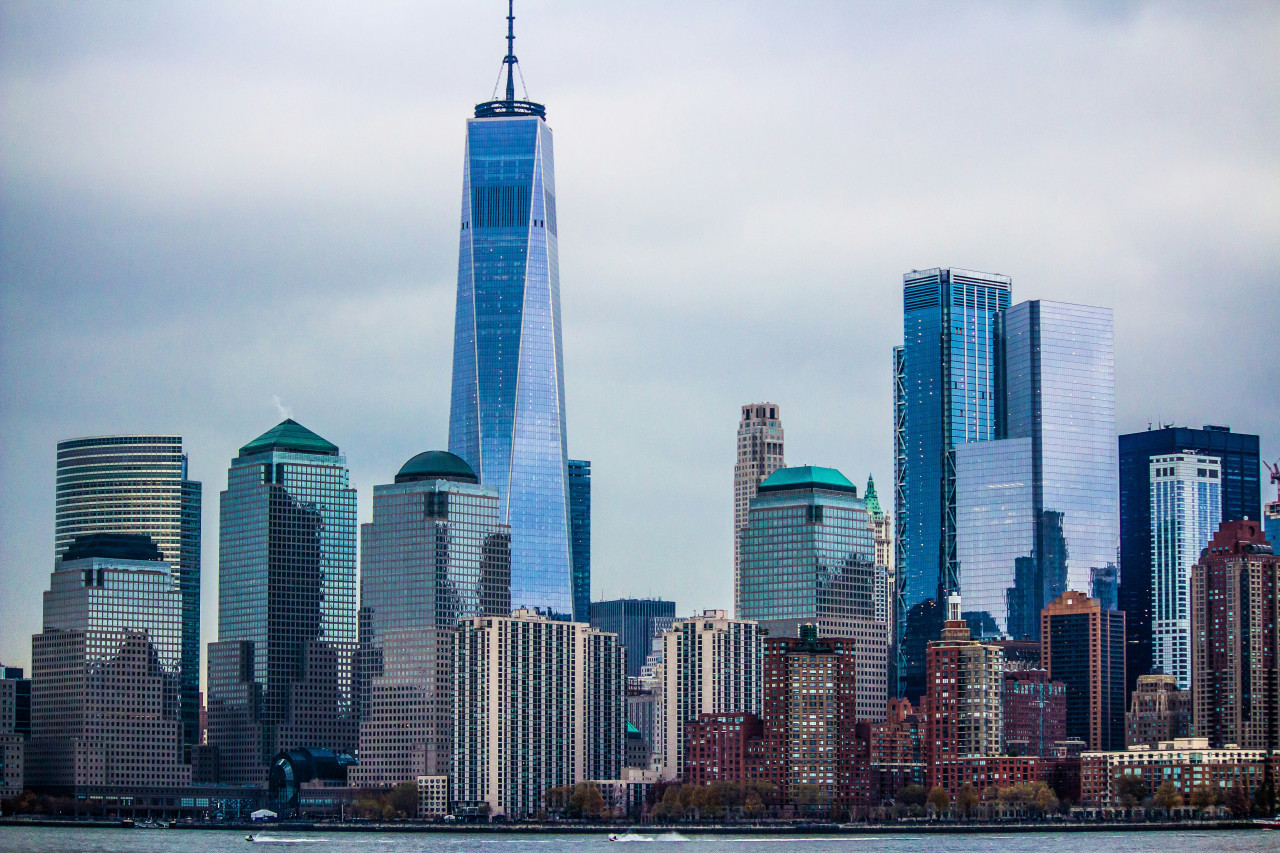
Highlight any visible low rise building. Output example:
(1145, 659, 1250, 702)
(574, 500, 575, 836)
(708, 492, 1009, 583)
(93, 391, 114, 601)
(417, 775, 449, 818)
(1080, 738, 1271, 808)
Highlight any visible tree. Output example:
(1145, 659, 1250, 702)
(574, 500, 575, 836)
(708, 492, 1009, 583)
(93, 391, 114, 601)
(1189, 783, 1219, 812)
(956, 783, 980, 819)
(1154, 780, 1183, 812)
(927, 786, 950, 818)
(1224, 784, 1250, 818)
(1253, 780, 1276, 817)
(387, 781, 417, 819)
(545, 785, 573, 817)
(896, 784, 926, 808)
(1115, 774, 1147, 810)
(569, 783, 605, 819)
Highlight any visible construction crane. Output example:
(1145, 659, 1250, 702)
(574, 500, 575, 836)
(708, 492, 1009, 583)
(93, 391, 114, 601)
(1268, 460, 1280, 502)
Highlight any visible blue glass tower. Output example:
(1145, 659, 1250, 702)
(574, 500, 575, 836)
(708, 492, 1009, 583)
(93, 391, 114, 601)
(568, 459, 591, 623)
(894, 267, 1011, 700)
(448, 3, 573, 619)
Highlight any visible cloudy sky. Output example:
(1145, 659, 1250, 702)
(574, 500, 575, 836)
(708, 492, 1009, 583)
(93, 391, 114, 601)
(2, 1, 1278, 675)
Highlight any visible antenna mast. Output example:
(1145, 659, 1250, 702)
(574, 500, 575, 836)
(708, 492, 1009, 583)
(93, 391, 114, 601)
(474, 0, 545, 119)
(504, 0, 517, 102)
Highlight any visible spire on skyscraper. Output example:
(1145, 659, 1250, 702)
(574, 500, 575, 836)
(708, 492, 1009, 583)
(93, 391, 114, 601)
(476, 0, 545, 119)
(864, 475, 884, 520)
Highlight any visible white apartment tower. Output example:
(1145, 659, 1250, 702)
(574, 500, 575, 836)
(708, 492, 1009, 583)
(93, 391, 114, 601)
(734, 403, 785, 611)
(452, 610, 624, 819)
(654, 611, 763, 779)
(1151, 453, 1221, 689)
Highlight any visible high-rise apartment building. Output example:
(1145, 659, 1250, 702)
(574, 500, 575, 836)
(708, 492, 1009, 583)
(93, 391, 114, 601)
(1041, 591, 1125, 751)
(1150, 453, 1221, 688)
(207, 420, 358, 785)
(55, 435, 202, 759)
(568, 459, 591, 623)
(590, 598, 677, 680)
(1191, 520, 1278, 750)
(956, 301, 1117, 642)
(29, 534, 190, 794)
(925, 597, 1005, 774)
(350, 451, 510, 787)
(734, 402, 785, 610)
(1125, 673, 1191, 747)
(895, 268, 1011, 701)
(452, 609, 624, 819)
(447, 6, 574, 619)
(654, 611, 762, 779)
(1001, 669, 1065, 757)
(1118, 425, 1260, 698)
(738, 466, 886, 720)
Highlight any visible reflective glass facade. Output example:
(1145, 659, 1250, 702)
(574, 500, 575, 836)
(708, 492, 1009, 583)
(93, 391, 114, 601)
(1150, 453, 1221, 689)
(55, 435, 202, 760)
(352, 471, 510, 785)
(209, 421, 357, 784)
(894, 268, 1011, 698)
(449, 112, 572, 619)
(568, 459, 591, 623)
(589, 598, 676, 680)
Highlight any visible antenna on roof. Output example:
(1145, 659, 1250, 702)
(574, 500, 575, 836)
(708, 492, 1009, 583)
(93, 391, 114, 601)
(504, 0, 517, 102)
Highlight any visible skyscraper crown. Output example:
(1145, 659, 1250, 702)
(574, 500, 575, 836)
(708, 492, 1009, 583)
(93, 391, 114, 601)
(475, 0, 546, 119)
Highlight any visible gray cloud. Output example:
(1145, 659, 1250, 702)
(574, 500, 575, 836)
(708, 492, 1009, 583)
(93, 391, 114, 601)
(2, 1, 1278, 677)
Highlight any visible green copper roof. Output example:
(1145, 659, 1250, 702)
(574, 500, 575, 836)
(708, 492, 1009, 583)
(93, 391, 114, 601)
(239, 419, 339, 457)
(757, 465, 857, 495)
(395, 450, 478, 484)
(864, 475, 884, 519)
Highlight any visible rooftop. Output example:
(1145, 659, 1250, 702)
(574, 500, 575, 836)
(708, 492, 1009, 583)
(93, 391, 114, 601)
(757, 465, 857, 495)
(62, 533, 164, 563)
(395, 450, 479, 485)
(239, 419, 339, 457)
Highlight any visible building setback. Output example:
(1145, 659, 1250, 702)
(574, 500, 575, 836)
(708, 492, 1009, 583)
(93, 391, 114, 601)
(1191, 519, 1278, 751)
(28, 534, 190, 795)
(452, 610, 624, 819)
(590, 598, 677, 680)
(1041, 591, 1125, 752)
(734, 402, 785, 610)
(737, 466, 886, 721)
(350, 451, 510, 787)
(55, 435, 201, 760)
(207, 420, 358, 785)
(1118, 425, 1260, 700)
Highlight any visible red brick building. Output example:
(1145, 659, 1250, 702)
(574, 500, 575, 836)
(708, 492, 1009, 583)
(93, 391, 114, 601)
(682, 712, 762, 786)
(1041, 591, 1126, 751)
(1002, 669, 1066, 756)
(926, 601, 1005, 775)
(1080, 738, 1271, 808)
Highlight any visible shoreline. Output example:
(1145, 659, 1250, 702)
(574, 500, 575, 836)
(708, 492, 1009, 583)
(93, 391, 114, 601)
(0, 818, 1262, 835)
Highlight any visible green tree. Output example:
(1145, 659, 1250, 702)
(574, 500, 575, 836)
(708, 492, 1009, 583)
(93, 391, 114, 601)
(955, 783, 980, 819)
(896, 784, 926, 808)
(1154, 780, 1183, 812)
(927, 786, 950, 817)
(387, 781, 417, 819)
(1115, 774, 1147, 810)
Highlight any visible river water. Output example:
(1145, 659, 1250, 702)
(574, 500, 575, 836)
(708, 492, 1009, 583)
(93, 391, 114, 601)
(0, 827, 1275, 853)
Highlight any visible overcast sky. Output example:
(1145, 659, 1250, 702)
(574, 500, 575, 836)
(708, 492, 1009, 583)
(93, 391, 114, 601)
(2, 1, 1278, 677)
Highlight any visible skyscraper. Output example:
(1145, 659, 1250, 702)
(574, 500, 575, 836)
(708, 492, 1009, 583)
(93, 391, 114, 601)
(956, 301, 1118, 642)
(1118, 425, 1260, 697)
(351, 451, 510, 787)
(925, 597, 1005, 770)
(1041, 591, 1125, 751)
(1191, 519, 1278, 750)
(589, 598, 677, 680)
(734, 402, 785, 609)
(448, 4, 573, 619)
(894, 268, 1011, 700)
(737, 466, 887, 721)
(865, 476, 893, 648)
(207, 419, 357, 785)
(568, 459, 591, 622)
(29, 534, 190, 794)
(55, 435, 201, 760)
(1151, 452, 1221, 688)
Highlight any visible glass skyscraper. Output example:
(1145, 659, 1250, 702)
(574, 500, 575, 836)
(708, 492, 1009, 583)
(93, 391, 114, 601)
(207, 419, 357, 785)
(568, 459, 591, 623)
(894, 267, 1011, 699)
(1117, 425, 1260, 697)
(55, 435, 201, 761)
(448, 8, 573, 619)
(956, 301, 1118, 641)
(590, 598, 677, 680)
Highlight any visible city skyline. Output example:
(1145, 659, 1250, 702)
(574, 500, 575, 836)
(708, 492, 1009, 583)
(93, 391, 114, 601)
(3, 2, 1279, 674)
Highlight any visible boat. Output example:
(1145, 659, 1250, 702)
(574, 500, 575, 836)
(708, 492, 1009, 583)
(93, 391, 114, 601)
(1255, 816, 1280, 828)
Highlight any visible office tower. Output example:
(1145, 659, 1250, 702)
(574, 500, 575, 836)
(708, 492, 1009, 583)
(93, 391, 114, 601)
(956, 301, 1117, 642)
(1125, 673, 1191, 747)
(207, 419, 357, 785)
(925, 597, 1005, 769)
(1001, 669, 1065, 756)
(55, 435, 202, 759)
(866, 476, 893, 644)
(28, 534, 190, 793)
(654, 611, 762, 779)
(1191, 519, 1278, 750)
(0, 666, 30, 739)
(1118, 425, 1261, 698)
(350, 451, 510, 787)
(1150, 453, 1221, 688)
(590, 598, 677, 679)
(754, 627, 860, 813)
(448, 4, 574, 620)
(734, 402, 785, 609)
(1041, 591, 1125, 751)
(0, 668, 25, 797)
(452, 609, 624, 819)
(894, 268, 1011, 701)
(738, 466, 885, 721)
(568, 459, 591, 622)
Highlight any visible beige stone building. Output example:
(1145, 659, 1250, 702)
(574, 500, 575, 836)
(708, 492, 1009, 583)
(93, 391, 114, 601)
(734, 403, 784, 611)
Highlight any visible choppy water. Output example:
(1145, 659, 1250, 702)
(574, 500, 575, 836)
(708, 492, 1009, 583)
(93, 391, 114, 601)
(0, 826, 1275, 853)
